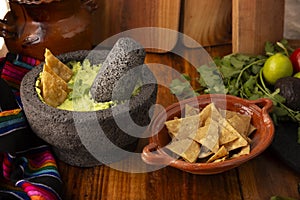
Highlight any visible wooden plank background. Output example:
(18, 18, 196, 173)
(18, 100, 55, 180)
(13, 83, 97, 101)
(232, 0, 285, 54)
(182, 0, 232, 48)
(91, 0, 233, 51)
(91, 0, 181, 53)
(1, 0, 289, 54)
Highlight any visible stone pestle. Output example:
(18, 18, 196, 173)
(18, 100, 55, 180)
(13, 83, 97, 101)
(90, 37, 146, 102)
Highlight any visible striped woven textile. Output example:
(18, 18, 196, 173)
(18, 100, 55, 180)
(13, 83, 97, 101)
(0, 54, 62, 200)
(0, 109, 27, 136)
(0, 53, 40, 90)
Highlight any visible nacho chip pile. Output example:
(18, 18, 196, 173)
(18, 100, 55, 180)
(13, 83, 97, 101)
(164, 103, 256, 163)
(40, 49, 73, 107)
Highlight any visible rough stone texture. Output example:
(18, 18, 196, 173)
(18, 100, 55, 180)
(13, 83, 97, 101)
(90, 37, 146, 102)
(20, 50, 157, 167)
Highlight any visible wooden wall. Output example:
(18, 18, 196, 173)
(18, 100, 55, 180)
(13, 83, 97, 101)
(91, 0, 285, 55)
(182, 0, 232, 48)
(91, 0, 181, 52)
(232, 0, 284, 54)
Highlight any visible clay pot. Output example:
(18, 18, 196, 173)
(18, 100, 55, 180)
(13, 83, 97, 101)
(20, 50, 158, 167)
(0, 0, 97, 60)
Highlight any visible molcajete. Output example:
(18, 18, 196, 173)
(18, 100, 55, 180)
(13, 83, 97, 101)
(0, 0, 97, 60)
(20, 50, 157, 167)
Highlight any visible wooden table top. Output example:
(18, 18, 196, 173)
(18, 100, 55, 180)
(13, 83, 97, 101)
(57, 46, 300, 200)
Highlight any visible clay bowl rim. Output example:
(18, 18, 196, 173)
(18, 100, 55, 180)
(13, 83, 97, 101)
(20, 49, 157, 123)
(142, 94, 275, 175)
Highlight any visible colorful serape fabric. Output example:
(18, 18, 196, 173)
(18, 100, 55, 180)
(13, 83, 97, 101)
(0, 53, 62, 200)
(0, 53, 40, 90)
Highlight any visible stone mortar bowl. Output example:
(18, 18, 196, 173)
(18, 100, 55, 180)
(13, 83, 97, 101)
(20, 50, 157, 167)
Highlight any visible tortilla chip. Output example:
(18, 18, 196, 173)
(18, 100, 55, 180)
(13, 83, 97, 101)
(189, 118, 218, 142)
(223, 135, 248, 152)
(231, 145, 251, 158)
(225, 110, 250, 121)
(209, 103, 224, 121)
(44, 48, 73, 82)
(41, 71, 68, 107)
(223, 114, 251, 151)
(207, 104, 249, 151)
(164, 102, 256, 164)
(247, 124, 257, 136)
(165, 117, 181, 137)
(207, 146, 228, 163)
(198, 145, 213, 159)
(185, 104, 199, 117)
(188, 125, 209, 143)
(198, 103, 212, 126)
(224, 110, 238, 119)
(166, 138, 200, 163)
(165, 114, 201, 139)
(227, 113, 251, 136)
(212, 156, 227, 163)
(207, 105, 245, 145)
(198, 122, 219, 153)
(42, 63, 69, 92)
(178, 115, 201, 139)
(218, 124, 239, 145)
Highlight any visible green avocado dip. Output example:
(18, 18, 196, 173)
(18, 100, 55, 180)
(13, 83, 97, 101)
(36, 60, 117, 112)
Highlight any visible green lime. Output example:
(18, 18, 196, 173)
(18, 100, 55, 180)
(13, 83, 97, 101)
(294, 72, 300, 79)
(262, 53, 293, 85)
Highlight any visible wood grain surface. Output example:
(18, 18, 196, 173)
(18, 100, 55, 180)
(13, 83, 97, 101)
(92, 0, 181, 53)
(232, 0, 285, 54)
(57, 45, 300, 200)
(92, 0, 233, 51)
(182, 0, 232, 48)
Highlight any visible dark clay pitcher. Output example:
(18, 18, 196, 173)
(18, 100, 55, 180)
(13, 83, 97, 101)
(0, 0, 97, 60)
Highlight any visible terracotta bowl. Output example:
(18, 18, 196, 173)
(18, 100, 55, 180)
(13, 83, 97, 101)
(142, 94, 274, 174)
(20, 50, 157, 167)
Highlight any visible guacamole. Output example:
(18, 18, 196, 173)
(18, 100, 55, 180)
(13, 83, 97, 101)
(37, 60, 117, 111)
